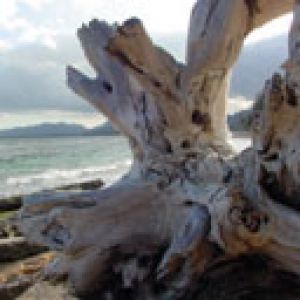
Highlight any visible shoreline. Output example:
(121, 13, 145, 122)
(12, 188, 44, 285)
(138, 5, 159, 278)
(0, 178, 105, 214)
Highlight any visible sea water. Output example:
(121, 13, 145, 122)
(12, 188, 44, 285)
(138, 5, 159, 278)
(0, 135, 250, 198)
(0, 136, 131, 198)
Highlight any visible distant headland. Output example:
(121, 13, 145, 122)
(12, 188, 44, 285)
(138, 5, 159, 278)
(0, 122, 119, 138)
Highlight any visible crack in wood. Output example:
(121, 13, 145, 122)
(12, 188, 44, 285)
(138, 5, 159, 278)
(286, 84, 298, 107)
(259, 165, 300, 212)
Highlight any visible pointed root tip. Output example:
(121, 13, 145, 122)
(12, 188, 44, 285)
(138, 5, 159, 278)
(66, 65, 86, 91)
(77, 23, 88, 38)
(120, 17, 145, 35)
(123, 17, 142, 28)
(78, 17, 141, 35)
(77, 19, 112, 41)
(66, 65, 79, 81)
(88, 18, 104, 30)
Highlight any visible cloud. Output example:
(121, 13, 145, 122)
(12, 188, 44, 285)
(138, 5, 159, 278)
(246, 14, 293, 45)
(17, 24, 59, 48)
(1, 16, 30, 31)
(1, 0, 195, 50)
(0, 0, 63, 49)
(70, 0, 195, 34)
(228, 97, 253, 115)
(0, 1, 17, 23)
(0, 30, 186, 115)
(0, 0, 193, 117)
(0, 0, 292, 127)
(0, 35, 92, 112)
(1, 1, 292, 52)
(0, 40, 12, 51)
(20, 0, 54, 11)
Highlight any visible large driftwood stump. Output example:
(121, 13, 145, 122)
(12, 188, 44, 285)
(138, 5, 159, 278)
(18, 0, 300, 298)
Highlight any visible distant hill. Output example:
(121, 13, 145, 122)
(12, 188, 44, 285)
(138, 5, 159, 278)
(0, 123, 85, 138)
(228, 109, 253, 132)
(0, 122, 119, 138)
(231, 34, 288, 100)
(86, 122, 120, 136)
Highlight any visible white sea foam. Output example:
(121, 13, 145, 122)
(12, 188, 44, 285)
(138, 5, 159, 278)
(2, 159, 132, 198)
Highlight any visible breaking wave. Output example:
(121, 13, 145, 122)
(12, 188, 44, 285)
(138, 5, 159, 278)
(2, 159, 131, 198)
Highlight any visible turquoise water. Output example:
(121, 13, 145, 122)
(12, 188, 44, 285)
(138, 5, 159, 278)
(0, 136, 131, 197)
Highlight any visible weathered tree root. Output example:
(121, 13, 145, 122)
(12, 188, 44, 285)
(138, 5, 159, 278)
(18, 0, 300, 298)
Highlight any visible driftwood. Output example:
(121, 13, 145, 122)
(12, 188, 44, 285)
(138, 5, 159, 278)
(18, 0, 300, 298)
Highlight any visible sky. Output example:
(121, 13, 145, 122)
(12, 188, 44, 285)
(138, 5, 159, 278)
(0, 0, 293, 129)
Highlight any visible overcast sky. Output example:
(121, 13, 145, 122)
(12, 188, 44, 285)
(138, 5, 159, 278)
(0, 0, 293, 129)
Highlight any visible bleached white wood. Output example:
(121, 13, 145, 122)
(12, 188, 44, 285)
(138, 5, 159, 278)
(17, 0, 299, 297)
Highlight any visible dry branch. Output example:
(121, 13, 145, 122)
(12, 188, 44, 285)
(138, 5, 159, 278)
(17, 0, 299, 298)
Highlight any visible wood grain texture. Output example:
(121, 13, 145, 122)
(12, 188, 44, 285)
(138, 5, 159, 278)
(17, 1, 299, 298)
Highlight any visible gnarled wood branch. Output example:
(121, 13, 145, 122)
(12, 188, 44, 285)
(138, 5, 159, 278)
(17, 0, 299, 298)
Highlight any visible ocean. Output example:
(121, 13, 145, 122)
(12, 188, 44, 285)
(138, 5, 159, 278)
(0, 136, 131, 198)
(0, 136, 250, 198)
